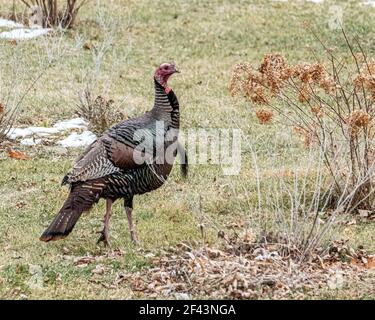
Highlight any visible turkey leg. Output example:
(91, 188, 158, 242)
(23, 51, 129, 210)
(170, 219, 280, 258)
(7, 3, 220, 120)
(124, 197, 139, 245)
(97, 198, 113, 246)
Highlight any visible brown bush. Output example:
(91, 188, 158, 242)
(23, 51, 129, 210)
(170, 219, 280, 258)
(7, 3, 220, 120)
(20, 0, 90, 29)
(230, 29, 375, 213)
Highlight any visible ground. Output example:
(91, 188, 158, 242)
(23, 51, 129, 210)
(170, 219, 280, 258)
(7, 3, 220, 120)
(0, 0, 374, 299)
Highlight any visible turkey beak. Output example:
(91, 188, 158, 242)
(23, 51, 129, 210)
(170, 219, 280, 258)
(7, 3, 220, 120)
(174, 69, 180, 74)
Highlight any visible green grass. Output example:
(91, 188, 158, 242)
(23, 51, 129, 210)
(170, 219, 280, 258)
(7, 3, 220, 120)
(0, 0, 374, 299)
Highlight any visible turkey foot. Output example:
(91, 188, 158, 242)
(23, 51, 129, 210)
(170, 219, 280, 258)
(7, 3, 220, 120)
(97, 229, 110, 246)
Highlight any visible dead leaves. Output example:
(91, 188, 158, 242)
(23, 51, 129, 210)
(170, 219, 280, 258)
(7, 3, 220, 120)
(325, 240, 375, 272)
(73, 255, 96, 267)
(351, 255, 375, 270)
(116, 234, 374, 299)
(344, 211, 375, 225)
(114, 233, 375, 299)
(72, 249, 124, 268)
(365, 256, 375, 269)
(358, 209, 375, 221)
(7, 148, 29, 160)
(83, 41, 95, 51)
(345, 219, 357, 226)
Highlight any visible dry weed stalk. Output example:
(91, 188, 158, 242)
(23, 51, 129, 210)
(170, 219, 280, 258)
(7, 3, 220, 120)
(236, 127, 342, 261)
(75, 13, 130, 135)
(0, 51, 46, 144)
(230, 29, 375, 213)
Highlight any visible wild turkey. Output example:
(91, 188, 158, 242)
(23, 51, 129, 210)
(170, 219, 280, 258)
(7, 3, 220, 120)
(40, 63, 186, 245)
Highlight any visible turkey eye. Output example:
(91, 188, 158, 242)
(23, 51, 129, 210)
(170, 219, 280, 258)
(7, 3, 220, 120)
(163, 66, 168, 70)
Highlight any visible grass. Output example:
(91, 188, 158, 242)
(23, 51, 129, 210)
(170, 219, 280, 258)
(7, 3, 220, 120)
(0, 0, 374, 299)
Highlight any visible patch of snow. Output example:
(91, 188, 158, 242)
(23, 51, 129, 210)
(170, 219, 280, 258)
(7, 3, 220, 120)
(7, 118, 88, 140)
(29, 127, 60, 135)
(57, 131, 97, 148)
(0, 28, 50, 40)
(0, 18, 23, 28)
(362, 0, 375, 7)
(7, 128, 33, 139)
(20, 138, 42, 146)
(54, 118, 88, 131)
(8, 117, 95, 149)
(7, 126, 60, 139)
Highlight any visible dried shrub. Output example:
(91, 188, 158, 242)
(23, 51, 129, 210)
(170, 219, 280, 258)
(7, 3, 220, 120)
(19, 0, 90, 29)
(76, 89, 125, 135)
(230, 29, 375, 213)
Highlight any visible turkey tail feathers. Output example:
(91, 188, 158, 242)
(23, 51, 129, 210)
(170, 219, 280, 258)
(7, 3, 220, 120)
(40, 181, 105, 242)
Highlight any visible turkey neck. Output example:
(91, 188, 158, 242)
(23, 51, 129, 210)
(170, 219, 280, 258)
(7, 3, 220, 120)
(151, 78, 180, 130)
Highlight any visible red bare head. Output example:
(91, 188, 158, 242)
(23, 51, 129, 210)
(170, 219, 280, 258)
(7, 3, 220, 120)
(154, 63, 179, 91)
